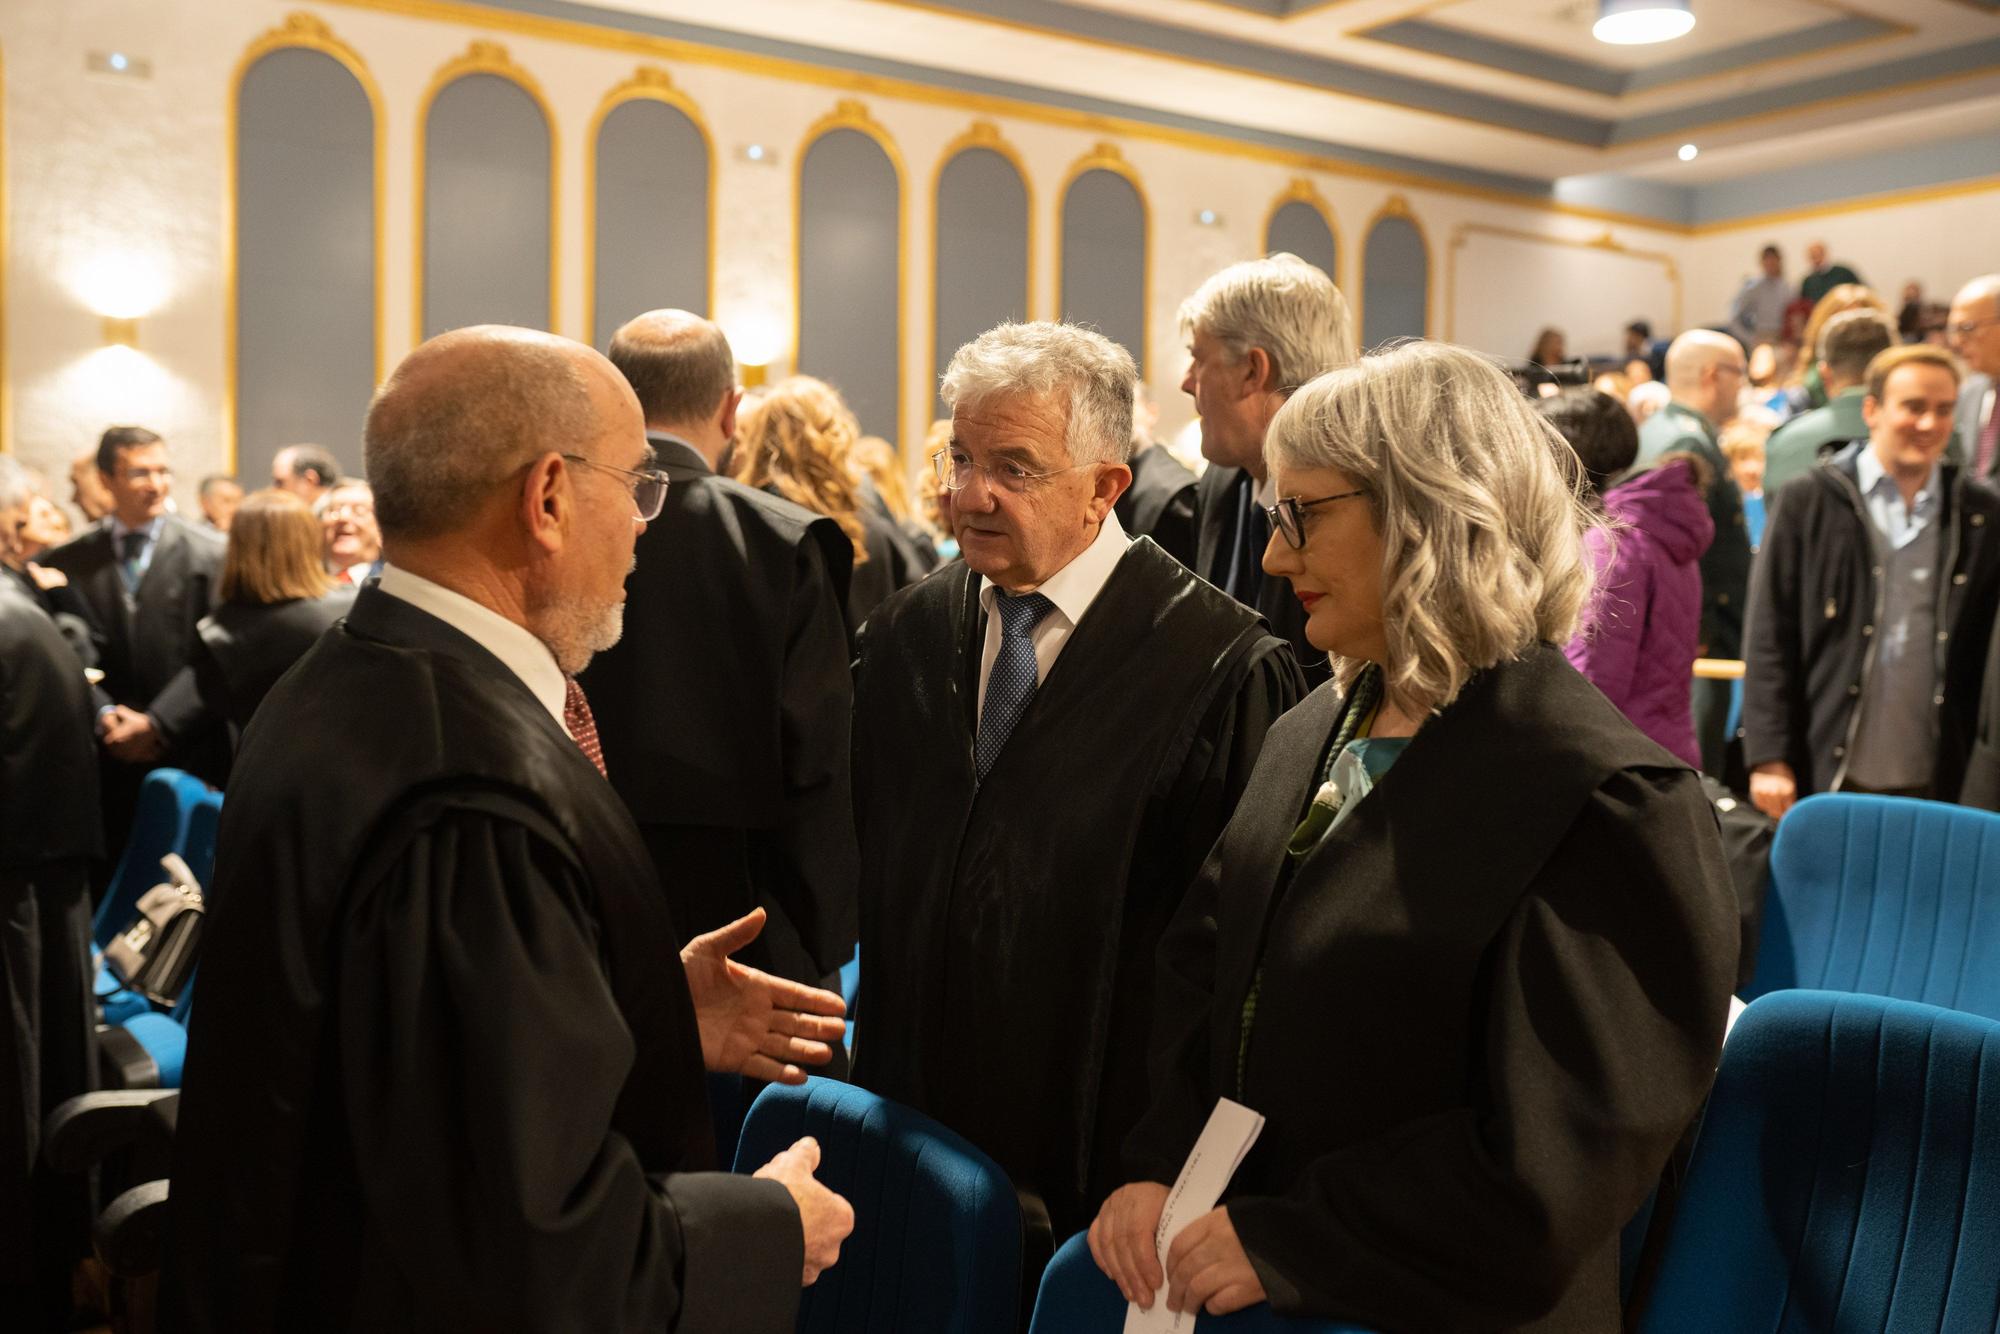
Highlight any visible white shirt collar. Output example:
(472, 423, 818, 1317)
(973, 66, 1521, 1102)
(978, 508, 1129, 626)
(109, 514, 164, 544)
(375, 564, 570, 734)
(1855, 445, 1939, 508)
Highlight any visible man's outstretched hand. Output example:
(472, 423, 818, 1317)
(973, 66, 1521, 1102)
(681, 908, 847, 1083)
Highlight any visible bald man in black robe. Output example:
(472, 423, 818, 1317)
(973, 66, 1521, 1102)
(853, 322, 1304, 1243)
(164, 327, 852, 1333)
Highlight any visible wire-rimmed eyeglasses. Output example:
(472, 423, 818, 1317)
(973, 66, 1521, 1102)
(932, 449, 1093, 495)
(1265, 489, 1366, 549)
(562, 453, 670, 521)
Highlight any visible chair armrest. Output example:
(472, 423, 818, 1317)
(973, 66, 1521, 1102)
(43, 1090, 180, 1174)
(94, 1178, 172, 1279)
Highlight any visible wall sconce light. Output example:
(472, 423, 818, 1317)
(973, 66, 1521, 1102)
(88, 50, 153, 78)
(739, 363, 769, 388)
(102, 317, 139, 348)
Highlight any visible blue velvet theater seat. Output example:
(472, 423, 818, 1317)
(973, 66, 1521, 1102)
(1745, 794, 2000, 1016)
(1637, 990, 2000, 1330)
(1029, 1231, 1380, 1333)
(732, 1077, 1022, 1334)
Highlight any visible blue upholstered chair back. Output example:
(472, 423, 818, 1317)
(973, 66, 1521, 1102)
(1745, 795, 2000, 1016)
(1638, 990, 2000, 1331)
(732, 1078, 1022, 1334)
(1029, 1231, 1379, 1333)
(93, 768, 212, 948)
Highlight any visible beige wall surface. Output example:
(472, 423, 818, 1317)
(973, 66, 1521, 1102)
(2, 0, 1994, 485)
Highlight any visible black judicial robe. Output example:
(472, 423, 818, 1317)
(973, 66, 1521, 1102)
(164, 586, 800, 1334)
(40, 515, 223, 709)
(583, 434, 858, 984)
(1126, 647, 1738, 1333)
(850, 537, 1304, 1237)
(1194, 464, 1329, 688)
(1114, 445, 1198, 569)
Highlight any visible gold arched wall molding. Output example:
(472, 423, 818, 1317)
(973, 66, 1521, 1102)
(1356, 192, 1432, 343)
(411, 39, 562, 345)
(1262, 176, 1343, 290)
(224, 11, 388, 471)
(1053, 141, 1152, 374)
(1441, 223, 1683, 343)
(927, 119, 1035, 432)
(581, 65, 717, 345)
(791, 98, 909, 445)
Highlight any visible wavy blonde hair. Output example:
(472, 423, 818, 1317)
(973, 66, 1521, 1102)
(1267, 341, 1601, 714)
(731, 376, 870, 564)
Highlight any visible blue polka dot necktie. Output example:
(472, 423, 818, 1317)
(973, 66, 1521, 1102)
(976, 591, 1056, 781)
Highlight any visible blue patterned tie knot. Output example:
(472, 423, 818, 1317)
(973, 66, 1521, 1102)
(975, 591, 1056, 781)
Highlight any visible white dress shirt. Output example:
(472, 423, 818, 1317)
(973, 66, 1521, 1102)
(975, 509, 1131, 724)
(376, 564, 573, 738)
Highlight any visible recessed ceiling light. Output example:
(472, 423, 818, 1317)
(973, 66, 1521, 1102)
(1195, 208, 1221, 226)
(741, 143, 769, 163)
(1678, 143, 1699, 161)
(1593, 0, 1695, 45)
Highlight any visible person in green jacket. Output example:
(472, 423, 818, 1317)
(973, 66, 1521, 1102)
(1763, 311, 1895, 493)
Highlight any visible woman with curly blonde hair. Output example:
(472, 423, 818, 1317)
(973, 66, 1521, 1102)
(733, 375, 925, 630)
(1091, 342, 1737, 1330)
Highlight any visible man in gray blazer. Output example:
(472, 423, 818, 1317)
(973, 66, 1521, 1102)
(1948, 275, 2000, 480)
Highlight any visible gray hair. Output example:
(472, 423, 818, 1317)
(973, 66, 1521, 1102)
(0, 456, 32, 513)
(1267, 341, 1600, 714)
(1176, 253, 1355, 392)
(363, 326, 596, 541)
(312, 477, 374, 517)
(940, 322, 1137, 465)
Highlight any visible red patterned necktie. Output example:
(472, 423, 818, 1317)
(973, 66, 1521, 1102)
(563, 676, 607, 778)
(1977, 397, 2000, 479)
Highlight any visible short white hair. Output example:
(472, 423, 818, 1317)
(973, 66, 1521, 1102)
(940, 321, 1137, 465)
(1177, 253, 1355, 392)
(1268, 341, 1600, 714)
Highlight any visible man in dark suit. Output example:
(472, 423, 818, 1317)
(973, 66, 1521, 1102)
(40, 427, 225, 861)
(1180, 254, 1355, 686)
(581, 309, 858, 995)
(1948, 275, 2000, 480)
(166, 324, 852, 1332)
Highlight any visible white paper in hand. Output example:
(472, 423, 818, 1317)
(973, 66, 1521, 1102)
(1123, 1098, 1265, 1333)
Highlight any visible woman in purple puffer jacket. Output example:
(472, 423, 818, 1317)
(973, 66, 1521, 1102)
(1538, 389, 1714, 768)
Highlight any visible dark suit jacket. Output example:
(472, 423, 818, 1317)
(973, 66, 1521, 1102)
(41, 514, 224, 708)
(1193, 464, 1328, 686)
(1115, 446, 1197, 568)
(1128, 647, 1738, 1332)
(579, 433, 859, 983)
(0, 580, 102, 868)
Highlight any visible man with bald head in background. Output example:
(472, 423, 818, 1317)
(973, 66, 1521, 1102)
(167, 325, 852, 1334)
(582, 308, 858, 1002)
(1948, 274, 2000, 481)
(1635, 329, 1753, 775)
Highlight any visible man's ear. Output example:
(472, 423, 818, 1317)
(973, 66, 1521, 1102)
(520, 451, 569, 555)
(718, 386, 743, 442)
(1861, 394, 1881, 433)
(1241, 347, 1277, 398)
(1086, 462, 1132, 522)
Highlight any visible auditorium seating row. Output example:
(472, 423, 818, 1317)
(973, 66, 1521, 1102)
(47, 791, 2000, 1331)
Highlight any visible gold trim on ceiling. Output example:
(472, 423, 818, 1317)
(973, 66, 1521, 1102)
(926, 120, 1037, 424)
(579, 65, 720, 348)
(1692, 171, 2000, 233)
(1347, 0, 1917, 101)
(411, 39, 563, 346)
(1053, 142, 1154, 375)
(791, 99, 911, 450)
(225, 11, 390, 474)
(1356, 192, 1432, 344)
(315, 0, 1708, 235)
(1441, 222, 1682, 343)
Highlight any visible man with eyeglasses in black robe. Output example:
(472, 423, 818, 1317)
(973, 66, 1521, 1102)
(851, 322, 1304, 1247)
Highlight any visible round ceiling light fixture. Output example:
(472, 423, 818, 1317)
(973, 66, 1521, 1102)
(1593, 0, 1696, 45)
(1678, 143, 1699, 161)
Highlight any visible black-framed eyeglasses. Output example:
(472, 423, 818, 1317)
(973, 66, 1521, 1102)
(562, 453, 670, 521)
(933, 449, 1093, 495)
(1265, 489, 1366, 549)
